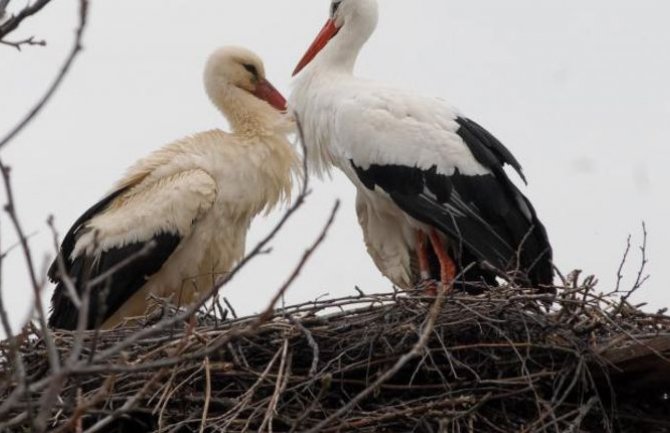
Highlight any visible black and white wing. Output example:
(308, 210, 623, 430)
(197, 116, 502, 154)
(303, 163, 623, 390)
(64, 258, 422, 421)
(336, 92, 552, 287)
(48, 169, 217, 329)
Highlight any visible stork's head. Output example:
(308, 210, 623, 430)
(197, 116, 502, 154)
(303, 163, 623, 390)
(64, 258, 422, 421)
(204, 46, 287, 114)
(293, 0, 379, 76)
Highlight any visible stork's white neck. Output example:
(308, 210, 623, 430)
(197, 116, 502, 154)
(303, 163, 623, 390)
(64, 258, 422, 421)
(310, 1, 379, 75)
(289, 0, 379, 176)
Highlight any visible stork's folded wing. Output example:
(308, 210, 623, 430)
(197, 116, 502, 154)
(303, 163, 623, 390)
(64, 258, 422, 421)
(48, 169, 217, 329)
(336, 93, 552, 287)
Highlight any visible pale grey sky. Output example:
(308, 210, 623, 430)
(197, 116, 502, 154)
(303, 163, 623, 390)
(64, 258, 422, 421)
(1, 0, 669, 335)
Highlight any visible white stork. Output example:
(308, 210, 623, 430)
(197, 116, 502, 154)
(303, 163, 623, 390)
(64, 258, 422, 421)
(48, 46, 299, 330)
(290, 0, 553, 292)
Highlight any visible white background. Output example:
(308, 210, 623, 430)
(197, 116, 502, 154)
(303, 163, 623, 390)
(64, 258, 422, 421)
(1, 0, 668, 336)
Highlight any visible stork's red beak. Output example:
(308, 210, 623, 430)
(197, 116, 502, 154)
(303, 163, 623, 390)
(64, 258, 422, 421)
(254, 78, 287, 112)
(293, 19, 340, 76)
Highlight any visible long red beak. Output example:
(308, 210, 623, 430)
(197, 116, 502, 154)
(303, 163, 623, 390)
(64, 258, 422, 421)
(253, 78, 287, 112)
(293, 19, 340, 76)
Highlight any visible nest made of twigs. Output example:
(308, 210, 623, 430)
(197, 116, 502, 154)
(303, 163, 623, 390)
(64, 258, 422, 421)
(2, 275, 670, 433)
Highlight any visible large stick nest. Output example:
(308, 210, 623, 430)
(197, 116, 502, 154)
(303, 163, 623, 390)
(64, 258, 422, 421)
(2, 276, 670, 432)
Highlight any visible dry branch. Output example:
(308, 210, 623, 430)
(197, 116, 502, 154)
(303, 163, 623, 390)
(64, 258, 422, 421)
(0, 0, 51, 40)
(0, 35, 46, 51)
(0, 0, 88, 150)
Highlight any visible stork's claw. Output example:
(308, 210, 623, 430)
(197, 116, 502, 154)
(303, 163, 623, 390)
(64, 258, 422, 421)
(417, 278, 439, 297)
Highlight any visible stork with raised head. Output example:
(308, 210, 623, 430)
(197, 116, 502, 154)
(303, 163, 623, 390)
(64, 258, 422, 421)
(290, 0, 553, 292)
(48, 46, 299, 330)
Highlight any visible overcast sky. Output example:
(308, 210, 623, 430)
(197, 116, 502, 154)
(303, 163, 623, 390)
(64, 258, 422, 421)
(1, 0, 669, 336)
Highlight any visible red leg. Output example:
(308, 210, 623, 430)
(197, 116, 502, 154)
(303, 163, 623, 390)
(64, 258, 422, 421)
(416, 230, 431, 280)
(428, 229, 457, 292)
(416, 230, 437, 296)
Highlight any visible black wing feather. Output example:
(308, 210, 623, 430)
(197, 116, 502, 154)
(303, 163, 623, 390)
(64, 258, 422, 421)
(454, 117, 552, 285)
(48, 189, 182, 330)
(455, 117, 527, 183)
(351, 116, 552, 288)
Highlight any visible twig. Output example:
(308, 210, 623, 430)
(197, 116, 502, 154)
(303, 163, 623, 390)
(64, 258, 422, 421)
(0, 0, 88, 150)
(630, 222, 650, 294)
(0, 216, 30, 422)
(0, 0, 51, 39)
(0, 35, 45, 50)
(50, 377, 115, 433)
(223, 297, 238, 319)
(219, 346, 283, 430)
(260, 339, 290, 432)
(0, 160, 59, 375)
(612, 223, 650, 317)
(84, 240, 158, 289)
(198, 357, 211, 433)
(613, 235, 632, 294)
(0, 0, 9, 21)
(81, 370, 165, 433)
(46, 216, 80, 308)
(287, 315, 319, 377)
(0, 214, 15, 340)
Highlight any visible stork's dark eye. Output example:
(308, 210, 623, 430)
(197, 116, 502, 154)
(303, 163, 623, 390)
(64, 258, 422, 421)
(331, 0, 342, 16)
(243, 64, 258, 78)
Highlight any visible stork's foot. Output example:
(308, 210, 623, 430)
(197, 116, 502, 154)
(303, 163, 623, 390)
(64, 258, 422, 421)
(417, 278, 439, 297)
(415, 229, 459, 296)
(416, 230, 431, 280)
(415, 230, 438, 296)
(428, 229, 457, 292)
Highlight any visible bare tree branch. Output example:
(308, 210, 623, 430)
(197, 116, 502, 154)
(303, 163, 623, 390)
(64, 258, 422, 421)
(0, 212, 30, 424)
(0, 0, 88, 150)
(631, 222, 650, 293)
(0, 0, 52, 39)
(0, 0, 9, 21)
(0, 35, 45, 50)
(0, 160, 60, 377)
(0, 212, 14, 340)
(46, 216, 80, 308)
(614, 234, 632, 294)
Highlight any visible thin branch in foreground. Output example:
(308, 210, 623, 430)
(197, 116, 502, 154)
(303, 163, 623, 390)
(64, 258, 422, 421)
(0, 0, 88, 150)
(256, 200, 340, 325)
(198, 356, 211, 433)
(0, 0, 51, 39)
(0, 212, 15, 341)
(611, 222, 650, 317)
(0, 35, 45, 50)
(0, 160, 59, 376)
(630, 222, 650, 294)
(613, 234, 632, 294)
(0, 214, 30, 424)
(0, 0, 9, 21)
(46, 216, 80, 309)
